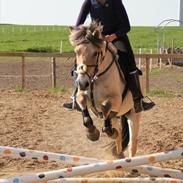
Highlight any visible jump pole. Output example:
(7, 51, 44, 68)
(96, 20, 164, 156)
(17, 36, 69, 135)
(0, 177, 182, 183)
(1, 146, 183, 180)
(49, 177, 182, 183)
(0, 146, 100, 165)
(1, 148, 183, 183)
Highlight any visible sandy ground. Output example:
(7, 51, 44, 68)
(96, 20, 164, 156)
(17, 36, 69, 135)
(0, 60, 183, 179)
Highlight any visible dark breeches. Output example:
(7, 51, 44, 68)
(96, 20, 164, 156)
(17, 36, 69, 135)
(114, 35, 137, 80)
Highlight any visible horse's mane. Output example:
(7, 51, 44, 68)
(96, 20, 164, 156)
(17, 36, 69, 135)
(69, 21, 103, 47)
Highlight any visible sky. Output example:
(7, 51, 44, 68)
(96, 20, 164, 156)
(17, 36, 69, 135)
(0, 0, 181, 26)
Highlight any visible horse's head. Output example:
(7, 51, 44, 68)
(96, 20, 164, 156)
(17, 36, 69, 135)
(69, 22, 110, 91)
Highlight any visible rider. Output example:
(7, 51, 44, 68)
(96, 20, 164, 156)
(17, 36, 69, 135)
(63, 0, 155, 113)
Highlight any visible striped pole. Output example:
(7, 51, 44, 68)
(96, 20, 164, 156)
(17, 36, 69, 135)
(1, 148, 183, 183)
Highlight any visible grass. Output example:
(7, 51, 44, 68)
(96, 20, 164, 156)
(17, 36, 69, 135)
(148, 88, 174, 97)
(0, 24, 183, 53)
(150, 68, 165, 76)
(15, 85, 28, 92)
(48, 86, 67, 93)
(0, 25, 72, 52)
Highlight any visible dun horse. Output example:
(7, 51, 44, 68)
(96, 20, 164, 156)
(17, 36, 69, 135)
(69, 22, 141, 158)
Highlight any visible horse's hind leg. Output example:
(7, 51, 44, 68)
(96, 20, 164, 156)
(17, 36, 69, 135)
(127, 111, 141, 158)
(102, 114, 118, 139)
(112, 118, 123, 156)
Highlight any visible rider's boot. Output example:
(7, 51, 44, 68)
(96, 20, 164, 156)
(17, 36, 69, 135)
(63, 86, 81, 112)
(128, 70, 155, 113)
(63, 64, 81, 112)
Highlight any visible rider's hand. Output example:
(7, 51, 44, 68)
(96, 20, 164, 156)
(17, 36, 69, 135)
(104, 34, 117, 42)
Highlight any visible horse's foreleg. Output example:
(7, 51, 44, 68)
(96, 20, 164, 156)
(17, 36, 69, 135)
(128, 111, 141, 158)
(77, 91, 100, 141)
(82, 108, 100, 141)
(101, 99, 118, 137)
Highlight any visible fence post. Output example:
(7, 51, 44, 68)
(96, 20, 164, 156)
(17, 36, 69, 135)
(21, 56, 25, 89)
(138, 48, 142, 69)
(60, 40, 63, 53)
(150, 49, 153, 72)
(145, 57, 150, 93)
(51, 57, 57, 88)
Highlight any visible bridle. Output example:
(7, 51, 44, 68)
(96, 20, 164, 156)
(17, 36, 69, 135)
(76, 32, 117, 82)
(75, 32, 118, 116)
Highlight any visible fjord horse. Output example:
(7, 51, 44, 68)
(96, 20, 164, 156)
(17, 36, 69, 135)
(69, 22, 141, 158)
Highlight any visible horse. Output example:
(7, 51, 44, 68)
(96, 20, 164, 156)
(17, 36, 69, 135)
(69, 22, 141, 158)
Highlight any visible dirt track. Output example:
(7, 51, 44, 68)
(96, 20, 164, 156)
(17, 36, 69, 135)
(0, 62, 183, 179)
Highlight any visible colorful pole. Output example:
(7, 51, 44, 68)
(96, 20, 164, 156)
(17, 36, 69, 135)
(49, 177, 182, 183)
(0, 146, 100, 165)
(1, 148, 183, 183)
(1, 146, 183, 180)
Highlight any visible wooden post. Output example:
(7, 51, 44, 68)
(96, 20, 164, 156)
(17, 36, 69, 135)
(60, 40, 63, 53)
(51, 57, 56, 88)
(21, 56, 25, 89)
(145, 57, 150, 93)
(150, 49, 153, 72)
(171, 38, 175, 68)
(138, 48, 142, 69)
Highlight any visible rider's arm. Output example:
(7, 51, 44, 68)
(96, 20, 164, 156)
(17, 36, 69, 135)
(76, 0, 91, 26)
(113, 0, 131, 39)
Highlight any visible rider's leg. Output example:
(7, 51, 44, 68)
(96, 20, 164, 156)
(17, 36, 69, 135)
(63, 65, 81, 111)
(117, 35, 155, 113)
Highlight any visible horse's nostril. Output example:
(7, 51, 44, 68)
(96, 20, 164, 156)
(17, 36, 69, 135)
(78, 80, 89, 90)
(85, 81, 89, 88)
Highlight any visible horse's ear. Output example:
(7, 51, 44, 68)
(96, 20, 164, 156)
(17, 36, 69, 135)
(92, 23, 103, 38)
(69, 26, 76, 32)
(92, 30, 100, 38)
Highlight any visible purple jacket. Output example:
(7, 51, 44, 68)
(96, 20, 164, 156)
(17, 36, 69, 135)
(76, 0, 131, 39)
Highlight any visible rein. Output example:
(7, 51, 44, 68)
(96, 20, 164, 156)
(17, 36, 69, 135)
(85, 34, 117, 81)
(84, 34, 118, 116)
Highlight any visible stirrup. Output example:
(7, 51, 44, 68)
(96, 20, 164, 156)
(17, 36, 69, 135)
(134, 96, 155, 113)
(63, 101, 81, 112)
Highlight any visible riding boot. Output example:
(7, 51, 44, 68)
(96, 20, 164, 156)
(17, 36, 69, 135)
(128, 70, 155, 113)
(63, 64, 81, 112)
(63, 86, 81, 112)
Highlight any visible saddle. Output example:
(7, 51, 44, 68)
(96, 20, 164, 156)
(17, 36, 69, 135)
(113, 40, 127, 53)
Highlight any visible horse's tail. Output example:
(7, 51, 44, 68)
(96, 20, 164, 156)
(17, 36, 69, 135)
(121, 115, 129, 150)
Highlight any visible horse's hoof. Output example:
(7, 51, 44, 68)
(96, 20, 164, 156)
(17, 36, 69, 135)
(102, 127, 118, 139)
(86, 126, 100, 141)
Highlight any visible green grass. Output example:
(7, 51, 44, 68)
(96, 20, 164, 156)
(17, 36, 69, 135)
(150, 68, 165, 76)
(48, 86, 67, 93)
(148, 88, 174, 97)
(0, 25, 72, 52)
(128, 26, 183, 53)
(0, 24, 182, 53)
(15, 85, 28, 92)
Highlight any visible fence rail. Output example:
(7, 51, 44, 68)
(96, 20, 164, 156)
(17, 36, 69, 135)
(0, 52, 183, 92)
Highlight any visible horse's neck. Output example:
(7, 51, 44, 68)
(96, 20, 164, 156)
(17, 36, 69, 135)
(99, 50, 126, 86)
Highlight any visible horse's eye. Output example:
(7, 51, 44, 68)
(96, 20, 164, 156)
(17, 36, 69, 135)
(93, 52, 98, 57)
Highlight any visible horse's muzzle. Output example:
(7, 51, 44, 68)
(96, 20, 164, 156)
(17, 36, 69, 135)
(77, 75, 90, 91)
